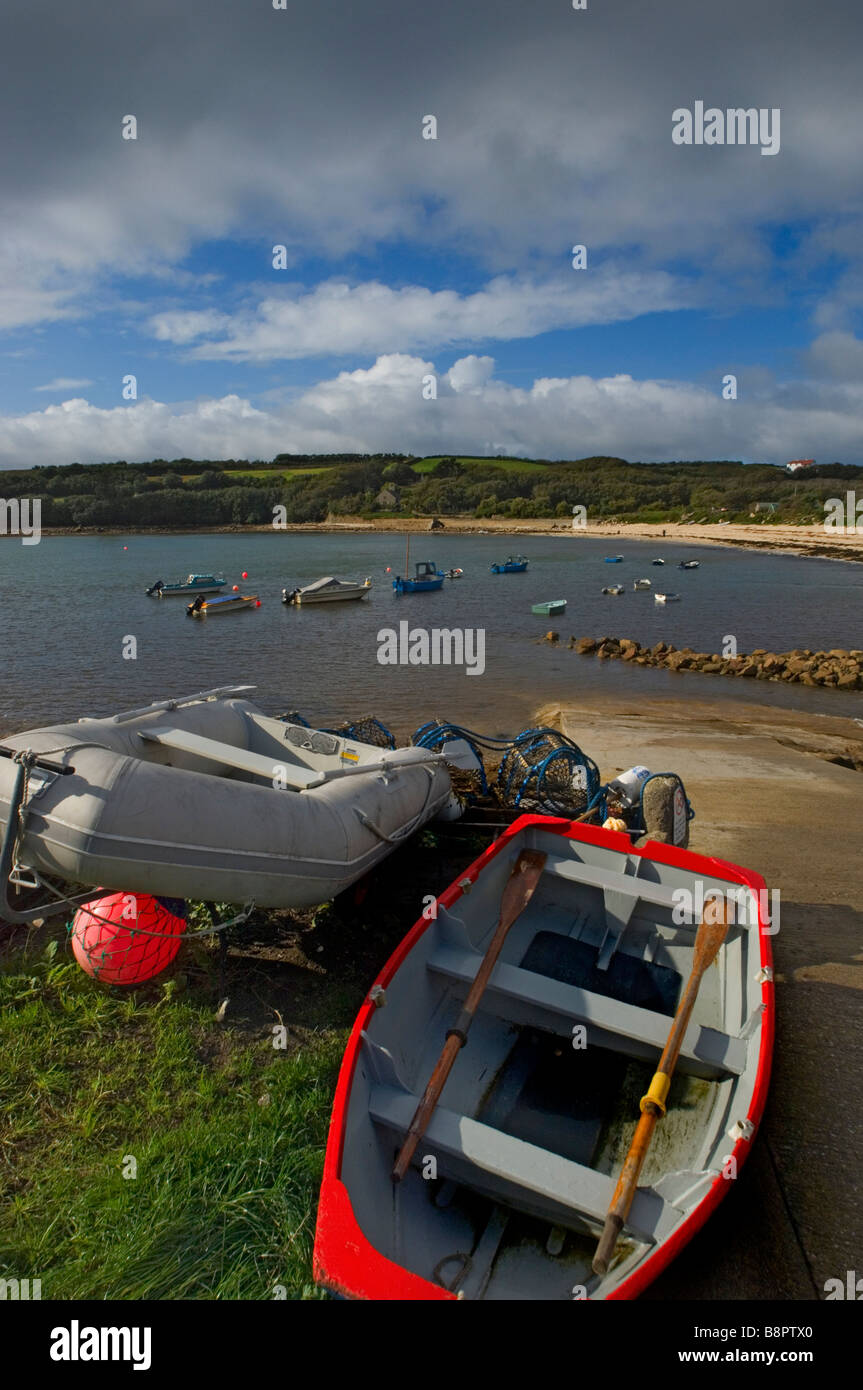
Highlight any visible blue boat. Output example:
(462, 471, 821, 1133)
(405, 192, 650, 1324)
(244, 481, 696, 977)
(392, 561, 446, 595)
(491, 555, 528, 574)
(604, 555, 624, 563)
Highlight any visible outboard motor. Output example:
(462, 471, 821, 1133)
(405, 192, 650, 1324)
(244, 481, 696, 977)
(146, 579, 164, 596)
(282, 587, 300, 605)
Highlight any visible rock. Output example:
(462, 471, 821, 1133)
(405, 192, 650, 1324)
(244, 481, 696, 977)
(738, 663, 760, 677)
(666, 651, 690, 671)
(575, 637, 597, 654)
(619, 639, 639, 660)
(837, 672, 861, 689)
(543, 631, 559, 644)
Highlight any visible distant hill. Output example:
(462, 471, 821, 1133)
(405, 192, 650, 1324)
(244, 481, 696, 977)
(2, 454, 860, 528)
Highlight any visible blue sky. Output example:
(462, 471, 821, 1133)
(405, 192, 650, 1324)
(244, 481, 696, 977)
(1, 0, 861, 466)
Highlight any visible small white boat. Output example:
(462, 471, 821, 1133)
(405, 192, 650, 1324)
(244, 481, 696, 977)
(282, 576, 372, 605)
(651, 559, 665, 567)
(602, 586, 625, 596)
(187, 594, 259, 616)
(654, 592, 680, 604)
(633, 579, 652, 590)
(678, 561, 700, 571)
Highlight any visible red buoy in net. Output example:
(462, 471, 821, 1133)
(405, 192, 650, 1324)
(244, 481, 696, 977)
(71, 893, 187, 984)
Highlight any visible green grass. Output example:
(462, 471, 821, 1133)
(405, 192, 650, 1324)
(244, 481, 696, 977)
(412, 456, 548, 475)
(0, 934, 342, 1300)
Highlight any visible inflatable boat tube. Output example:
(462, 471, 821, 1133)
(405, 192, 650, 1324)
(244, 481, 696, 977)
(0, 687, 454, 909)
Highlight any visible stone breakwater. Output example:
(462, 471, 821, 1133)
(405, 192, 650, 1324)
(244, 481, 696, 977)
(541, 634, 863, 690)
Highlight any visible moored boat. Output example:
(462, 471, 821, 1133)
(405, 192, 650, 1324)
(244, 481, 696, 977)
(601, 586, 625, 596)
(678, 561, 700, 570)
(651, 559, 665, 566)
(632, 579, 651, 590)
(393, 562, 446, 595)
(282, 576, 372, 605)
(313, 814, 774, 1300)
(146, 573, 226, 597)
(491, 556, 529, 574)
(604, 556, 624, 563)
(187, 593, 260, 616)
(654, 592, 680, 604)
(531, 599, 566, 616)
(446, 568, 464, 579)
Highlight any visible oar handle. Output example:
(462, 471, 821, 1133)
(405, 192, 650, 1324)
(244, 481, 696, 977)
(593, 1107, 659, 1275)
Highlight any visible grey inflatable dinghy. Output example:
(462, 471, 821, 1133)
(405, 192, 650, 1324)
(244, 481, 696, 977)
(0, 685, 457, 917)
(314, 815, 774, 1300)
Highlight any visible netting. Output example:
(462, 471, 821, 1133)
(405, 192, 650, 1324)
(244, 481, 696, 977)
(69, 892, 187, 985)
(275, 711, 396, 749)
(412, 721, 601, 817)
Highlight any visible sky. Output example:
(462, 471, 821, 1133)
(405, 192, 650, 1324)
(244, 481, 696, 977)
(1, 0, 862, 468)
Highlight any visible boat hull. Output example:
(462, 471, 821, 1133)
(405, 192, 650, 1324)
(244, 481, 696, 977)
(0, 696, 452, 909)
(532, 601, 566, 615)
(314, 816, 774, 1300)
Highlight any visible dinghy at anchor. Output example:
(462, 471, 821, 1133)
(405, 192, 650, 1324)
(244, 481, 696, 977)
(0, 686, 459, 918)
(532, 600, 566, 616)
(313, 815, 774, 1300)
(187, 593, 259, 616)
(654, 592, 680, 604)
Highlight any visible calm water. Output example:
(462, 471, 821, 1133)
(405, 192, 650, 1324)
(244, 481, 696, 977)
(1, 532, 862, 736)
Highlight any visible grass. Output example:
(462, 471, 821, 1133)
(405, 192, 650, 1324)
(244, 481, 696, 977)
(0, 830, 487, 1300)
(0, 929, 342, 1300)
(412, 456, 549, 475)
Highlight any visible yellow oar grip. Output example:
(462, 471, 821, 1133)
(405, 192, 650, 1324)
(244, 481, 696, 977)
(640, 1071, 671, 1115)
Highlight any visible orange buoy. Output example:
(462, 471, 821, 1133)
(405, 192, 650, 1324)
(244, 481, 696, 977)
(232, 584, 239, 591)
(71, 893, 186, 985)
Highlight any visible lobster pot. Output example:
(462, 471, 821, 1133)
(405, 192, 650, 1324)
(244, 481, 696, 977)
(496, 732, 600, 817)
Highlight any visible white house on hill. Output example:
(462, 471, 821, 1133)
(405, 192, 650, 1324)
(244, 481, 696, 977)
(785, 459, 815, 474)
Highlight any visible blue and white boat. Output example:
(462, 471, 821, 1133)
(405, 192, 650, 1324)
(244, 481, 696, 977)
(604, 555, 624, 563)
(392, 561, 446, 595)
(147, 573, 226, 597)
(491, 556, 528, 574)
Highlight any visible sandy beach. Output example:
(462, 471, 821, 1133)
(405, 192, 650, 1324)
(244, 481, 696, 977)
(542, 692, 863, 1299)
(37, 516, 859, 563)
(309, 516, 863, 564)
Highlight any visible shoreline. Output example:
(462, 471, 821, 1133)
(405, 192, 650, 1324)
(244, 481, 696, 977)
(15, 517, 863, 563)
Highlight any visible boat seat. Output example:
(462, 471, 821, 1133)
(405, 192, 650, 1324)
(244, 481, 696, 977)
(138, 727, 325, 789)
(427, 943, 745, 1077)
(369, 1084, 681, 1245)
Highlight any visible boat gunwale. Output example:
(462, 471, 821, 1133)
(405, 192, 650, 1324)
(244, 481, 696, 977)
(313, 813, 775, 1302)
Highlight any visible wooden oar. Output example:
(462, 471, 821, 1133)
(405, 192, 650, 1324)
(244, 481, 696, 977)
(391, 848, 547, 1183)
(592, 893, 730, 1277)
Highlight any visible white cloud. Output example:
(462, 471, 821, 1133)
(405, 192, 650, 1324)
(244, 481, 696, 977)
(146, 271, 691, 361)
(2, 353, 861, 469)
(33, 377, 95, 392)
(447, 355, 495, 393)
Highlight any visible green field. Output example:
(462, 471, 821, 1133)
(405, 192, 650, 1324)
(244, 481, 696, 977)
(411, 455, 549, 475)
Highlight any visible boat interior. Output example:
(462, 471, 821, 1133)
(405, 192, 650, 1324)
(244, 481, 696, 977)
(340, 824, 763, 1299)
(75, 691, 440, 794)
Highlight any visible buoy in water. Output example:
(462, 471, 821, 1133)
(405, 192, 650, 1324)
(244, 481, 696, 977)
(242, 571, 248, 579)
(255, 599, 261, 607)
(232, 584, 239, 592)
(71, 892, 186, 985)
